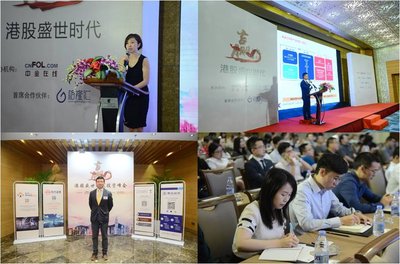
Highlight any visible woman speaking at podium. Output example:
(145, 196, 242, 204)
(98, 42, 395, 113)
(119, 33, 150, 132)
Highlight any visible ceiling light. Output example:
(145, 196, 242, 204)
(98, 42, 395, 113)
(36, 151, 43, 156)
(49, 160, 54, 164)
(166, 152, 174, 157)
(20, 139, 26, 144)
(153, 160, 158, 164)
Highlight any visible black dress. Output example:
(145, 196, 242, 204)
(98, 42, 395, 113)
(124, 54, 149, 129)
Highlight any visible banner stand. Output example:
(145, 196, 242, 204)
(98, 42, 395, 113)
(13, 235, 67, 245)
(132, 182, 157, 241)
(13, 181, 41, 245)
(156, 181, 186, 247)
(13, 181, 67, 244)
(41, 182, 66, 241)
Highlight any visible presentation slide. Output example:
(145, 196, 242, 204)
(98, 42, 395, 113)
(277, 31, 340, 110)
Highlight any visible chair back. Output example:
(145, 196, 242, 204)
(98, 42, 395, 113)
(369, 168, 387, 196)
(235, 191, 253, 219)
(202, 167, 236, 197)
(233, 156, 245, 177)
(354, 228, 399, 263)
(198, 195, 239, 262)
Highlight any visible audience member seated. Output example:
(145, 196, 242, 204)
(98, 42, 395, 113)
(323, 136, 339, 155)
(338, 134, 355, 168)
(232, 168, 299, 260)
(213, 137, 232, 159)
(379, 136, 396, 165)
(386, 148, 399, 194)
(269, 135, 283, 164)
(299, 143, 317, 171)
(232, 136, 249, 159)
(206, 142, 233, 170)
(290, 153, 370, 235)
(244, 137, 274, 190)
(333, 152, 392, 213)
(276, 142, 312, 182)
(314, 134, 327, 159)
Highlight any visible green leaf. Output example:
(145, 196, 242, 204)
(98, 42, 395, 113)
(83, 68, 93, 78)
(96, 71, 102, 79)
(93, 56, 103, 61)
(100, 71, 106, 79)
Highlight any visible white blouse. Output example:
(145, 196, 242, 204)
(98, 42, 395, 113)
(232, 201, 285, 259)
(206, 157, 229, 170)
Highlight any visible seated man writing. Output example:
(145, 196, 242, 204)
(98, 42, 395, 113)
(290, 153, 370, 235)
(333, 152, 392, 213)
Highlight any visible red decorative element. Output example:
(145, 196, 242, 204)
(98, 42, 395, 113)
(230, 44, 240, 51)
(14, 1, 82, 11)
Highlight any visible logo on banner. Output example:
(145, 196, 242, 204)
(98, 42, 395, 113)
(226, 29, 261, 63)
(90, 161, 113, 181)
(14, 1, 82, 11)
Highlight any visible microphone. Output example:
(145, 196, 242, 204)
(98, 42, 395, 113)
(124, 51, 129, 67)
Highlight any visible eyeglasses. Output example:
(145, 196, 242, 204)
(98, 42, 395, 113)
(366, 167, 380, 175)
(332, 176, 341, 182)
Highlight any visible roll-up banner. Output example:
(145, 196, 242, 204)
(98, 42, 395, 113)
(14, 182, 40, 244)
(132, 182, 156, 240)
(42, 182, 65, 238)
(157, 181, 185, 246)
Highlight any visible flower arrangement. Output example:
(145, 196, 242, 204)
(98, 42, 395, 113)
(319, 82, 335, 92)
(66, 55, 123, 86)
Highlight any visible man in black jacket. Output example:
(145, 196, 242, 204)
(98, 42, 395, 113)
(300, 72, 313, 120)
(89, 176, 113, 261)
(244, 136, 274, 189)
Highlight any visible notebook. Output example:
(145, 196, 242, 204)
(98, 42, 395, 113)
(259, 244, 315, 262)
(331, 224, 371, 233)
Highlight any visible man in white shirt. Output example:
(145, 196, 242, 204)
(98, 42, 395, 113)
(275, 142, 312, 182)
(290, 153, 370, 235)
(386, 148, 399, 194)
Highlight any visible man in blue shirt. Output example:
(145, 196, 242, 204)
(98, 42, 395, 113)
(333, 152, 392, 213)
(290, 153, 370, 235)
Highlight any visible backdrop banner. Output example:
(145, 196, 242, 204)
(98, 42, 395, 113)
(42, 182, 65, 237)
(158, 181, 185, 244)
(199, 1, 278, 131)
(14, 182, 40, 241)
(133, 183, 156, 238)
(347, 53, 378, 106)
(67, 152, 134, 236)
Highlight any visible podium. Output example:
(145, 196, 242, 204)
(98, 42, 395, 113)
(310, 87, 327, 125)
(84, 77, 149, 132)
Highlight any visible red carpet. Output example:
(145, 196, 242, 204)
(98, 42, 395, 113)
(248, 103, 399, 133)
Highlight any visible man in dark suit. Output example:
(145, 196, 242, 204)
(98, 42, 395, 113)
(244, 136, 274, 189)
(89, 176, 113, 261)
(300, 72, 313, 120)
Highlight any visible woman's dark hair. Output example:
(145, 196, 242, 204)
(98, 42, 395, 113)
(208, 142, 221, 158)
(258, 168, 297, 229)
(124, 33, 143, 50)
(233, 137, 244, 155)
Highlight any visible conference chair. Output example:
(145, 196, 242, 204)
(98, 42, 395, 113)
(198, 195, 239, 262)
(202, 167, 236, 197)
(235, 191, 253, 219)
(368, 167, 387, 196)
(354, 228, 399, 263)
(233, 156, 245, 177)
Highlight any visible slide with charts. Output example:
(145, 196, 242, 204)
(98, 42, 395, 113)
(277, 31, 340, 110)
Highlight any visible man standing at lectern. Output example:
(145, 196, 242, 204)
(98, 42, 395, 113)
(300, 72, 313, 120)
(89, 176, 113, 261)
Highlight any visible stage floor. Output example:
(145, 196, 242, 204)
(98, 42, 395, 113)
(1, 232, 197, 263)
(248, 103, 399, 133)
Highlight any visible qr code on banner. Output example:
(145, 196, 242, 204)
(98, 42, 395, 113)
(141, 201, 147, 207)
(167, 202, 175, 210)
